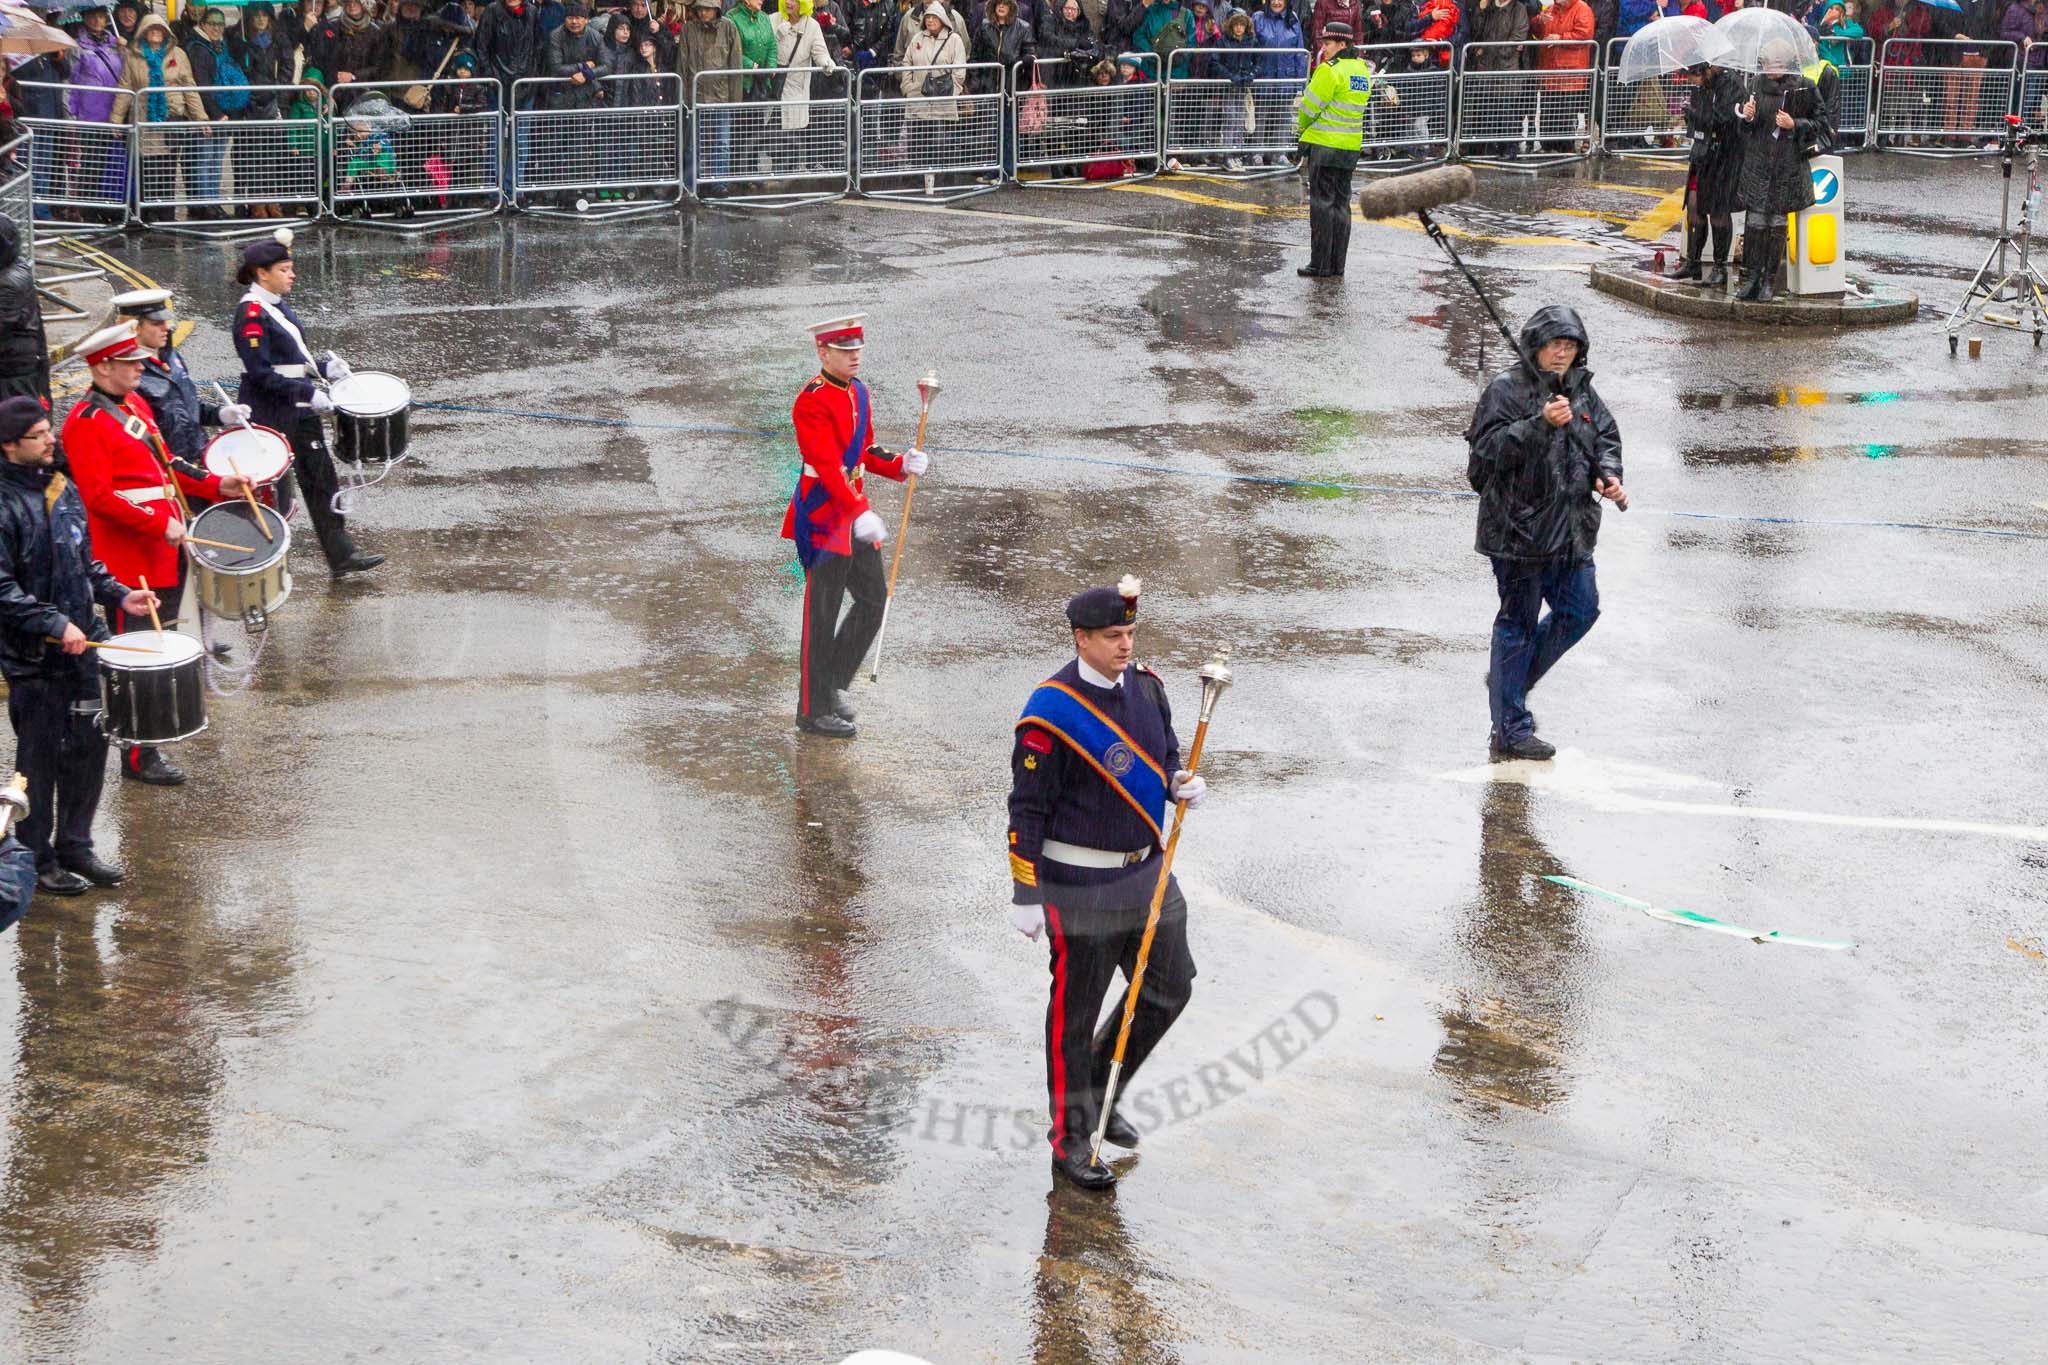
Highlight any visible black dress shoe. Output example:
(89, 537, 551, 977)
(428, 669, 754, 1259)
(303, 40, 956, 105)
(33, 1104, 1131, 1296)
(1297, 266, 1331, 278)
(796, 713, 858, 740)
(209, 641, 233, 660)
(1701, 263, 1728, 289)
(1490, 735, 1557, 762)
(60, 852, 126, 886)
(35, 867, 91, 897)
(832, 689, 857, 722)
(1052, 1149, 1117, 1191)
(331, 551, 386, 579)
(1100, 1109, 1140, 1149)
(122, 751, 187, 786)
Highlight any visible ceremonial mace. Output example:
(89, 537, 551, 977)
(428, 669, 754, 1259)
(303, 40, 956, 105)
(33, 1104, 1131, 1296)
(869, 369, 940, 682)
(1088, 646, 1234, 1169)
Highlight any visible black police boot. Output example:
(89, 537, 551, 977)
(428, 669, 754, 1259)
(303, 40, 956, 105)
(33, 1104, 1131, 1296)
(1052, 1149, 1117, 1191)
(60, 852, 126, 887)
(832, 689, 857, 722)
(36, 866, 91, 897)
(123, 747, 187, 786)
(1100, 1109, 1141, 1149)
(797, 713, 858, 740)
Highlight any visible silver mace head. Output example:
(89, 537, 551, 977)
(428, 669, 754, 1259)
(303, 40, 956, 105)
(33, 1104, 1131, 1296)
(917, 369, 941, 412)
(1196, 646, 1233, 721)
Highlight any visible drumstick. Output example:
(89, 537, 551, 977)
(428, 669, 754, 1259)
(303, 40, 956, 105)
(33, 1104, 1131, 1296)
(44, 636, 163, 654)
(138, 574, 164, 641)
(184, 534, 254, 552)
(224, 455, 274, 542)
(210, 381, 252, 428)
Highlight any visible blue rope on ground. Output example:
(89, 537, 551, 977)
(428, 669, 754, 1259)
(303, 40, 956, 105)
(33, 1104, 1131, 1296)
(411, 399, 2048, 542)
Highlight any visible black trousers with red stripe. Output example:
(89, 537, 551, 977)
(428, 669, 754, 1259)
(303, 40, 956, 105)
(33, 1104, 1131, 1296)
(110, 578, 184, 773)
(798, 543, 885, 718)
(1043, 881, 1195, 1159)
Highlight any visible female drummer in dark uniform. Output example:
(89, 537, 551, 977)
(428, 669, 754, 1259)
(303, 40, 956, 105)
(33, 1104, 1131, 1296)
(232, 229, 385, 579)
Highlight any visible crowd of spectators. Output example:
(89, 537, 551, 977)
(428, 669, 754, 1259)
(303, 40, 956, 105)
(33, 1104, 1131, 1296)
(0, 0, 2040, 215)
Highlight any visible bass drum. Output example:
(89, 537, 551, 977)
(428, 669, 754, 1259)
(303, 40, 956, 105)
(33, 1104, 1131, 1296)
(186, 499, 292, 630)
(98, 631, 207, 748)
(330, 371, 412, 465)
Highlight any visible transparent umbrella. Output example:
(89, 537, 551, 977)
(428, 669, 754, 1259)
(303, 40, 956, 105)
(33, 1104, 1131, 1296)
(0, 11, 73, 55)
(1616, 16, 1735, 83)
(1712, 7, 1818, 74)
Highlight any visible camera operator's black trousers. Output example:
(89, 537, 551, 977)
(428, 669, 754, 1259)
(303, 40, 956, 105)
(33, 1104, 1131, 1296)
(7, 675, 107, 872)
(1043, 878, 1197, 1158)
(797, 543, 885, 718)
(1305, 144, 1359, 275)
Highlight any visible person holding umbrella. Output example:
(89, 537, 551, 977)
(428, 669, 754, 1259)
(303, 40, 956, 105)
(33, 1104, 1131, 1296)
(1732, 33, 1826, 300)
(1617, 17, 1739, 284)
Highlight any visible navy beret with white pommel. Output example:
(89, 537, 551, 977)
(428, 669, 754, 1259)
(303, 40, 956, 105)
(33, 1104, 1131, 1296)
(239, 227, 294, 273)
(1065, 575, 1142, 630)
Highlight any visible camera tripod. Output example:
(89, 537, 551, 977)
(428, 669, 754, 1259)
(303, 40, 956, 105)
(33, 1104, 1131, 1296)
(1945, 117, 2048, 354)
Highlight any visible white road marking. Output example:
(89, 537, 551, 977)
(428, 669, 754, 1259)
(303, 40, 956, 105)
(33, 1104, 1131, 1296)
(1435, 749, 2048, 843)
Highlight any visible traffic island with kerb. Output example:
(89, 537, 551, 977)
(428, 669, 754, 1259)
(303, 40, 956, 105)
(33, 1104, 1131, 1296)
(1590, 260, 1919, 327)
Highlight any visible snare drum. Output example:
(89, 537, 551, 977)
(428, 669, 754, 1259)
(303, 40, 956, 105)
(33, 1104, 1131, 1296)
(98, 631, 207, 748)
(330, 371, 412, 464)
(204, 424, 293, 506)
(186, 500, 292, 630)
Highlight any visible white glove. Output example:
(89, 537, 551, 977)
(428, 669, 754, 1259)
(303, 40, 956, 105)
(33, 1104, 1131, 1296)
(1010, 903, 1045, 940)
(322, 355, 353, 382)
(1170, 770, 1206, 808)
(901, 447, 930, 476)
(217, 403, 252, 427)
(852, 510, 887, 545)
(309, 389, 336, 414)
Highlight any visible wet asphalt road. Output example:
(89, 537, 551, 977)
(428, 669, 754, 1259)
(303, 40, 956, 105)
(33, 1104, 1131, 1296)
(0, 154, 2043, 1362)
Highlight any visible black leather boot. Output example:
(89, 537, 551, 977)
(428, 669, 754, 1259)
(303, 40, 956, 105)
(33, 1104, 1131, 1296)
(1668, 219, 1706, 279)
(1052, 1148, 1117, 1191)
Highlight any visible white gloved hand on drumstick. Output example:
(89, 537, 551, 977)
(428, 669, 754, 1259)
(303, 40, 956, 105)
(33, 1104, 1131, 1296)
(852, 510, 887, 545)
(217, 403, 252, 427)
(901, 448, 930, 476)
(321, 354, 352, 383)
(309, 390, 336, 414)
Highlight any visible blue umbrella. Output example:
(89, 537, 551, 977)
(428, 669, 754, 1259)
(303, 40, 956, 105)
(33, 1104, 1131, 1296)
(1913, 0, 1964, 11)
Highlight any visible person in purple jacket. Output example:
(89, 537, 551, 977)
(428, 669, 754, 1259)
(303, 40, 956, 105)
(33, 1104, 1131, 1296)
(67, 6, 129, 209)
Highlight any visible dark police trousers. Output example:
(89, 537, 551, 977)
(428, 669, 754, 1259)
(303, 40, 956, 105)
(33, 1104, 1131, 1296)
(798, 542, 885, 717)
(110, 579, 185, 775)
(1306, 144, 1359, 274)
(1043, 878, 1196, 1159)
(7, 675, 108, 871)
(282, 416, 359, 568)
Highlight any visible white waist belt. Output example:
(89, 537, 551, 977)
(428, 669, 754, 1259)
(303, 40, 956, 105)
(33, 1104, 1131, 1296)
(1042, 839, 1151, 869)
(114, 486, 173, 507)
(800, 464, 862, 480)
(274, 363, 310, 377)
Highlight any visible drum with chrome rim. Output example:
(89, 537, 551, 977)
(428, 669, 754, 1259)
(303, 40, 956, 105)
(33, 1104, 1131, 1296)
(203, 424, 293, 505)
(330, 371, 412, 465)
(186, 500, 292, 630)
(97, 631, 207, 748)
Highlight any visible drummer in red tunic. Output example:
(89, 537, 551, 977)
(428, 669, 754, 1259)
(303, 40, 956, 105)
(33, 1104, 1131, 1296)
(60, 323, 251, 788)
(780, 314, 929, 740)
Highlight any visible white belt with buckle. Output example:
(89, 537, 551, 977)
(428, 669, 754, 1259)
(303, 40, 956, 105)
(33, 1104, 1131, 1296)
(1042, 839, 1151, 869)
(114, 486, 173, 506)
(800, 464, 862, 481)
(274, 363, 310, 378)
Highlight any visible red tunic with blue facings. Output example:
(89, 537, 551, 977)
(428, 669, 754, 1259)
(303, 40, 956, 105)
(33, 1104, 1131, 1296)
(60, 389, 224, 587)
(778, 372, 906, 562)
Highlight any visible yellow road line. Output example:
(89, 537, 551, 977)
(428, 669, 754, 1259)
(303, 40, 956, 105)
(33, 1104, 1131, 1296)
(1584, 180, 1681, 198)
(1551, 208, 1639, 225)
(1622, 187, 1687, 242)
(1108, 179, 1588, 248)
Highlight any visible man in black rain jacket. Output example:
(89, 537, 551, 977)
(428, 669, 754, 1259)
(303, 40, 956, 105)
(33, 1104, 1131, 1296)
(1464, 304, 1628, 762)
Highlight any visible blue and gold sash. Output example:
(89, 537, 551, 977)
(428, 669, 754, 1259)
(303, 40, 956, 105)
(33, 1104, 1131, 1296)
(1016, 678, 1167, 842)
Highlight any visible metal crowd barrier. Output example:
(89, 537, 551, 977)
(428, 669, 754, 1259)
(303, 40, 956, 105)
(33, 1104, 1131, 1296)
(0, 134, 31, 269)
(1162, 46, 1308, 180)
(1454, 41, 1597, 169)
(690, 66, 849, 208)
(511, 73, 684, 217)
(1014, 53, 1159, 188)
(2024, 66, 2048, 135)
(855, 62, 1005, 202)
(1359, 41, 1453, 170)
(329, 79, 504, 229)
(18, 83, 130, 229)
(1831, 38, 1876, 149)
(1598, 36, 1688, 156)
(1874, 37, 2018, 156)
(129, 84, 324, 237)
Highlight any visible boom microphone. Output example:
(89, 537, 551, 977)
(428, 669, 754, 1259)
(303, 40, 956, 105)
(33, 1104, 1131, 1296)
(1355, 164, 1476, 221)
